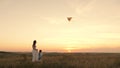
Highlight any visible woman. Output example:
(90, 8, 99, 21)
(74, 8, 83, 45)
(32, 40, 38, 62)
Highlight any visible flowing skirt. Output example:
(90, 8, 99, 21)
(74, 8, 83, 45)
(32, 49, 38, 62)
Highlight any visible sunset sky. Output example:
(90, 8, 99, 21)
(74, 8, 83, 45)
(0, 0, 120, 52)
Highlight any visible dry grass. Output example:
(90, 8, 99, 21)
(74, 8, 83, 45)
(0, 51, 120, 68)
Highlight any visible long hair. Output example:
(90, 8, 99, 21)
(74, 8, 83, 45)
(33, 40, 36, 45)
(32, 40, 36, 49)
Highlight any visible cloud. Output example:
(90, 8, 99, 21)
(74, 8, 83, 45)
(67, 0, 120, 18)
(75, 0, 96, 16)
(73, 45, 120, 52)
(81, 46, 120, 53)
(41, 16, 68, 24)
(67, 0, 96, 16)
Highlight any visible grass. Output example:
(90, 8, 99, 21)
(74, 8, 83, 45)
(0, 51, 120, 68)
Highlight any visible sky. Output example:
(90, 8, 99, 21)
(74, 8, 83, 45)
(0, 0, 120, 52)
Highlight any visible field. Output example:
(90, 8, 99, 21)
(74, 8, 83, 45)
(0, 51, 120, 68)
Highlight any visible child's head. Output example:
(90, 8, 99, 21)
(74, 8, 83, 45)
(39, 50, 42, 52)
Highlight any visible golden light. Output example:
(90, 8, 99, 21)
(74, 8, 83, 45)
(65, 47, 76, 53)
(68, 50, 71, 53)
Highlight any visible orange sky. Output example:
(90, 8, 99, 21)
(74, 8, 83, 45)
(0, 0, 120, 52)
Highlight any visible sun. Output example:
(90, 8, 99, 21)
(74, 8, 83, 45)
(67, 50, 71, 53)
(65, 47, 74, 53)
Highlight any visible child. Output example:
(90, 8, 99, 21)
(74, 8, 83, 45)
(38, 50, 42, 60)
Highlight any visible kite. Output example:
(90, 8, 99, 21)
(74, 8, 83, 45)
(67, 17, 72, 22)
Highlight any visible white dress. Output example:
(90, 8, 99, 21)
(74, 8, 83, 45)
(32, 49, 38, 62)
